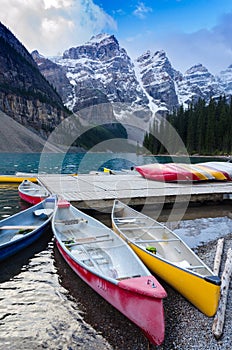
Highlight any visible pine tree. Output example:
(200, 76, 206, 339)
(142, 95, 232, 156)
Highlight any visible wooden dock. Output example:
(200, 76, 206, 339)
(38, 173, 232, 210)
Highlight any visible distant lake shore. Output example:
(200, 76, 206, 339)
(0, 152, 229, 176)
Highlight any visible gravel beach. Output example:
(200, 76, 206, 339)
(154, 232, 232, 350)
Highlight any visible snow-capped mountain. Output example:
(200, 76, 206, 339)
(135, 50, 180, 113)
(33, 34, 154, 141)
(50, 34, 150, 119)
(177, 64, 224, 107)
(32, 33, 232, 140)
(217, 65, 232, 95)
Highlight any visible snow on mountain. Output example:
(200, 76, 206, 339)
(217, 65, 232, 96)
(53, 34, 150, 123)
(32, 33, 232, 141)
(135, 50, 180, 113)
(176, 64, 223, 107)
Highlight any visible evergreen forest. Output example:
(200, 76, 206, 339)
(143, 96, 232, 155)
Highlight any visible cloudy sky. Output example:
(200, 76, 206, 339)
(0, 0, 232, 74)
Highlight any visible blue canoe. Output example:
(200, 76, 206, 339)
(0, 196, 55, 262)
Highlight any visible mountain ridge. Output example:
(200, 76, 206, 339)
(33, 33, 232, 125)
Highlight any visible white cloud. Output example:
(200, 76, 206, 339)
(133, 2, 152, 19)
(0, 0, 117, 55)
(43, 0, 73, 10)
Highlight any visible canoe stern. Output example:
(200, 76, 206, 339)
(131, 243, 221, 317)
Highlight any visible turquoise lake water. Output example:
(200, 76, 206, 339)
(0, 152, 223, 175)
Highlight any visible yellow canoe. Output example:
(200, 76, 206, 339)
(111, 200, 221, 317)
(0, 175, 37, 183)
(196, 164, 227, 181)
(175, 163, 213, 181)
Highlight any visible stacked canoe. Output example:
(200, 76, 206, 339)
(135, 161, 232, 182)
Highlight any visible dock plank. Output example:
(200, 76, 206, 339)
(38, 174, 232, 209)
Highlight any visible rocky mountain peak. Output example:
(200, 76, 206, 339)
(184, 64, 212, 80)
(31, 32, 232, 140)
(136, 50, 152, 64)
(217, 64, 232, 95)
(46, 34, 149, 119)
(153, 50, 170, 66)
(63, 33, 123, 62)
(88, 33, 118, 45)
(137, 49, 172, 70)
(31, 49, 45, 60)
(177, 63, 222, 107)
(136, 49, 179, 111)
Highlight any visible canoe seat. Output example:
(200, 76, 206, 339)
(33, 209, 53, 217)
(0, 225, 38, 230)
(115, 219, 140, 225)
(71, 247, 109, 272)
(56, 218, 88, 225)
(65, 234, 113, 247)
(95, 258, 108, 265)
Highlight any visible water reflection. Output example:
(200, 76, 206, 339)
(0, 184, 30, 219)
(0, 228, 52, 283)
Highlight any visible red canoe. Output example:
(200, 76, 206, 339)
(52, 199, 167, 346)
(135, 163, 200, 182)
(18, 179, 50, 204)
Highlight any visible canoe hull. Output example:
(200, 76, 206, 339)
(56, 240, 165, 345)
(135, 162, 229, 182)
(126, 239, 220, 317)
(18, 179, 49, 204)
(0, 197, 55, 261)
(18, 191, 44, 204)
(135, 163, 200, 182)
(199, 162, 232, 181)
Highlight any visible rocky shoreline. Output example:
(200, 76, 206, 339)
(155, 232, 232, 350)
